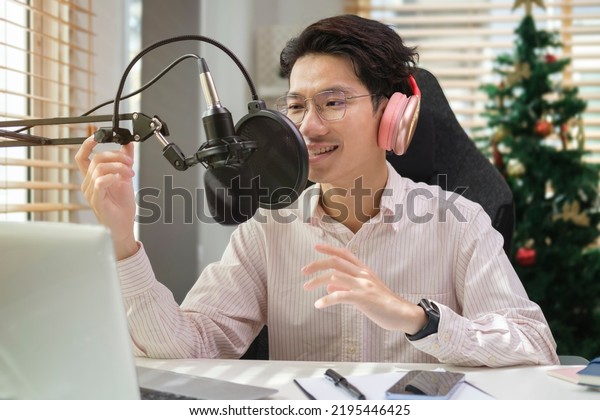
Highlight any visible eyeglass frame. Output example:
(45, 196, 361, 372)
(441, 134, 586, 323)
(275, 90, 378, 125)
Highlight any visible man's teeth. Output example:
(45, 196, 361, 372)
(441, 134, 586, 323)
(310, 146, 337, 156)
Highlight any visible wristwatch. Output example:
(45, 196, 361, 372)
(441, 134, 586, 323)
(406, 299, 440, 341)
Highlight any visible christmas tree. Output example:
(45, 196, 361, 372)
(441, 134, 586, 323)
(480, 0, 600, 359)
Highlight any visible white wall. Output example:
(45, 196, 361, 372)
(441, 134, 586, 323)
(92, 1, 130, 114)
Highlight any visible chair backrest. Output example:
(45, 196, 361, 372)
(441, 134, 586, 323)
(387, 68, 514, 255)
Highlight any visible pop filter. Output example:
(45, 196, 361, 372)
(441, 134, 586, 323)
(235, 101, 308, 210)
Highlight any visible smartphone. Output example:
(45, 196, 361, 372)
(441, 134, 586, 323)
(385, 370, 465, 400)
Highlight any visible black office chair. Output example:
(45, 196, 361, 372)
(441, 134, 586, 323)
(387, 68, 514, 255)
(242, 68, 515, 361)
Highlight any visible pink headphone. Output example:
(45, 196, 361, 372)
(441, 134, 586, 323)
(378, 75, 421, 155)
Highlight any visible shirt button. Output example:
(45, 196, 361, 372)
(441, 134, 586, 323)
(443, 333, 450, 343)
(350, 245, 359, 254)
(431, 343, 440, 351)
(348, 347, 356, 354)
(488, 356, 496, 364)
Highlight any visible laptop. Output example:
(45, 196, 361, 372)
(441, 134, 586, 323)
(0, 221, 276, 400)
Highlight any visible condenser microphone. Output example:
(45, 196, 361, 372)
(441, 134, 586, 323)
(197, 58, 259, 225)
(196, 57, 308, 225)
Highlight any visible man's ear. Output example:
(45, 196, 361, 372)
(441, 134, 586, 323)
(375, 96, 389, 119)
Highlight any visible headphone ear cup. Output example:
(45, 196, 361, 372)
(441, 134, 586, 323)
(378, 92, 421, 156)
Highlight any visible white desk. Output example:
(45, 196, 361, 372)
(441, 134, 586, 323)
(136, 358, 600, 400)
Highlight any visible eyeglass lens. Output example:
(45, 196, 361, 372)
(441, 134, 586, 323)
(276, 91, 347, 124)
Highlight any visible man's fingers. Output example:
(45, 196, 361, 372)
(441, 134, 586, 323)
(81, 161, 134, 195)
(89, 150, 134, 167)
(74, 135, 98, 175)
(314, 243, 364, 266)
(303, 271, 364, 291)
(91, 162, 135, 180)
(121, 141, 134, 160)
(301, 254, 364, 277)
(314, 290, 355, 309)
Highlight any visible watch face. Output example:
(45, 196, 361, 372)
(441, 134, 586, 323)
(422, 299, 440, 314)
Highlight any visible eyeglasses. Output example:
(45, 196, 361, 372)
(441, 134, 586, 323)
(275, 90, 376, 125)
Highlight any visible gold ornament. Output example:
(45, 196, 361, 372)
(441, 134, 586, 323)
(506, 159, 526, 177)
(545, 180, 554, 200)
(512, 0, 546, 15)
(506, 62, 532, 85)
(492, 128, 508, 144)
(575, 116, 586, 151)
(553, 200, 591, 227)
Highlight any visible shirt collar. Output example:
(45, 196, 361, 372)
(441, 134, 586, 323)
(299, 162, 407, 230)
(380, 161, 406, 213)
(295, 183, 322, 227)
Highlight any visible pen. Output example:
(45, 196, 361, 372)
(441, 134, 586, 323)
(324, 368, 366, 400)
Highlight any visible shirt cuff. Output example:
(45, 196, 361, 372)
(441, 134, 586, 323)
(406, 302, 466, 360)
(116, 241, 157, 298)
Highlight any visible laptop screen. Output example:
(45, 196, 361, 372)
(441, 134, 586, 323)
(0, 222, 140, 399)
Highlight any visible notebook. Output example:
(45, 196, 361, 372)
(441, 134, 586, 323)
(0, 221, 276, 400)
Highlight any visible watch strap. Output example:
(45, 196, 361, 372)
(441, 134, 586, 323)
(406, 298, 440, 341)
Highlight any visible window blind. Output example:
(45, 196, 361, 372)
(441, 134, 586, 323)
(0, 0, 93, 222)
(347, 0, 600, 163)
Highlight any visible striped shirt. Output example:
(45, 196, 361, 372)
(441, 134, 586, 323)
(118, 163, 558, 367)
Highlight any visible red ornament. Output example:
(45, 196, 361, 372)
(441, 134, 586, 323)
(492, 144, 504, 170)
(534, 120, 553, 137)
(560, 123, 569, 149)
(515, 247, 537, 267)
(545, 54, 557, 64)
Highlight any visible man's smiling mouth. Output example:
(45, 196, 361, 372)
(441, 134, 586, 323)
(309, 145, 338, 157)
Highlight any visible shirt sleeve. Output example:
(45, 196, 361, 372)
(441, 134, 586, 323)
(117, 219, 267, 359)
(408, 209, 560, 367)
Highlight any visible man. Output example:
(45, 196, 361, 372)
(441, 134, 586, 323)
(75, 14, 558, 366)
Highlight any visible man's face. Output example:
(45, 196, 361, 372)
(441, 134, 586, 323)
(289, 54, 387, 188)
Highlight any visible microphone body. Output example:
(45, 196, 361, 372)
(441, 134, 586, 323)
(197, 58, 258, 225)
(169, 56, 308, 225)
